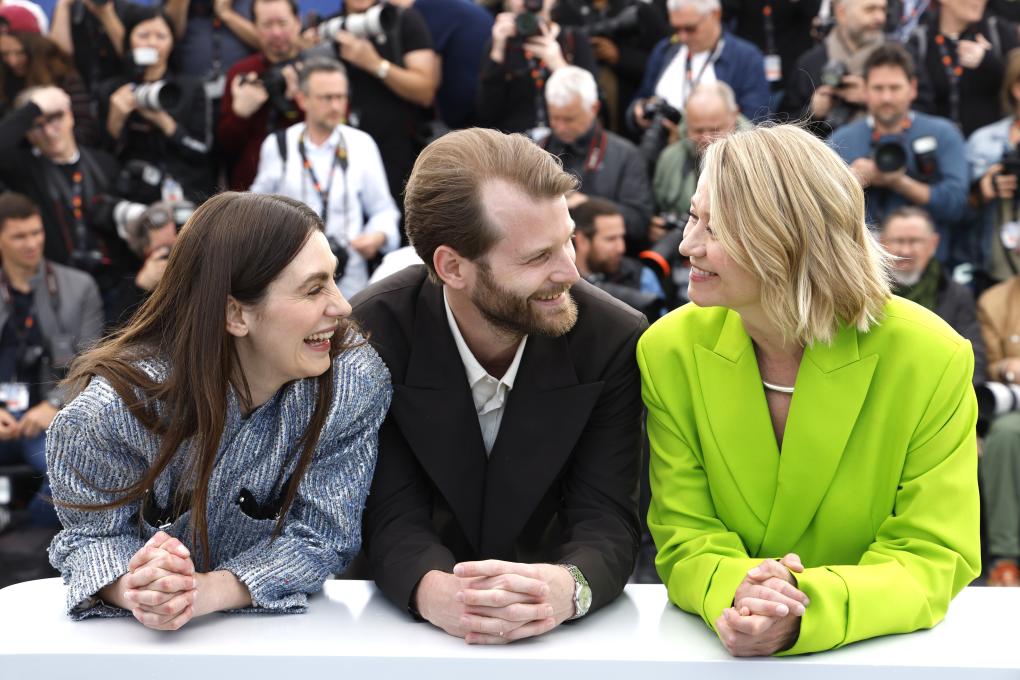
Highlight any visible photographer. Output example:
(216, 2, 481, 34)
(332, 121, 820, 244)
(538, 65, 652, 250)
(217, 0, 304, 190)
(628, 0, 769, 139)
(0, 192, 103, 528)
(250, 57, 399, 299)
(49, 0, 127, 96)
(98, 5, 214, 204)
(570, 197, 665, 319)
(105, 199, 187, 325)
(553, 0, 670, 134)
(831, 42, 967, 262)
(0, 86, 138, 302)
(968, 48, 1020, 281)
(316, 0, 438, 204)
(977, 247, 1020, 586)
(780, 0, 886, 138)
(904, 0, 1017, 138)
(477, 0, 597, 133)
(651, 81, 748, 240)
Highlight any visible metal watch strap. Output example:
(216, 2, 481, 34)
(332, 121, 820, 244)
(560, 563, 592, 620)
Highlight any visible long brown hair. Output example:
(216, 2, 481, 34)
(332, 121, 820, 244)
(0, 33, 78, 108)
(60, 192, 358, 563)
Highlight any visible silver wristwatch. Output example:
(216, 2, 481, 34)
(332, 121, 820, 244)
(561, 564, 592, 620)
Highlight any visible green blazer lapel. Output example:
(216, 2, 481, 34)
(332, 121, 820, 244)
(694, 310, 779, 535)
(760, 324, 878, 556)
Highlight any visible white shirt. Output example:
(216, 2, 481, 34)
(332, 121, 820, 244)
(250, 122, 400, 299)
(443, 288, 528, 455)
(655, 44, 719, 111)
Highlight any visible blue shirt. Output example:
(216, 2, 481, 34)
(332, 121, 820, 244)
(829, 111, 969, 235)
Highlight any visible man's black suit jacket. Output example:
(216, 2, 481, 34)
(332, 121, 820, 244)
(351, 265, 647, 617)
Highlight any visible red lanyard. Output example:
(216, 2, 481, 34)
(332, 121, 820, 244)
(934, 33, 964, 126)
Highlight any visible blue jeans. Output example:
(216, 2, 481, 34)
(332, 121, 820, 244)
(0, 415, 57, 527)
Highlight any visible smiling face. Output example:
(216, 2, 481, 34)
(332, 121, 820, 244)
(465, 180, 580, 338)
(232, 230, 352, 395)
(679, 172, 761, 313)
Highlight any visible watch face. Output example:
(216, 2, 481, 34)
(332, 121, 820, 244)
(577, 582, 592, 616)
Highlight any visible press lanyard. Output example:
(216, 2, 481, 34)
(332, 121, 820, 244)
(211, 16, 223, 77)
(682, 40, 724, 104)
(528, 55, 550, 127)
(298, 127, 349, 239)
(762, 0, 777, 57)
(934, 32, 964, 128)
(540, 124, 608, 186)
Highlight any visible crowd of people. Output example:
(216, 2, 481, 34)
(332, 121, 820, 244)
(0, 0, 1014, 655)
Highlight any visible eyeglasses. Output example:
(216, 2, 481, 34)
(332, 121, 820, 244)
(674, 15, 707, 35)
(29, 111, 68, 133)
(310, 93, 348, 103)
(883, 237, 931, 248)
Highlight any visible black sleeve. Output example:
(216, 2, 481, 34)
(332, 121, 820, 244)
(165, 76, 211, 161)
(564, 26, 598, 75)
(398, 7, 434, 55)
(0, 102, 41, 152)
(613, 5, 670, 83)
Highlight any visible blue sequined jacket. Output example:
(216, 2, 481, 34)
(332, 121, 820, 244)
(45, 339, 391, 620)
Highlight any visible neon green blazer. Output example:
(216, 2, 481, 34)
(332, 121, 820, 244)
(637, 297, 981, 655)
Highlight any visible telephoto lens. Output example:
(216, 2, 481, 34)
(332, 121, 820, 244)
(133, 81, 182, 112)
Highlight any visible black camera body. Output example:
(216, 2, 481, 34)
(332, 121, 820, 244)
(1001, 146, 1020, 179)
(515, 0, 544, 39)
(869, 134, 939, 178)
(326, 235, 349, 282)
(820, 59, 848, 88)
(638, 98, 683, 168)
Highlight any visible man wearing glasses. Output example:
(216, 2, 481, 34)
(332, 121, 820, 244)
(628, 0, 770, 133)
(0, 85, 136, 316)
(250, 56, 400, 300)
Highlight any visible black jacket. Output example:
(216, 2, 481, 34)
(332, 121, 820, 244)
(351, 265, 645, 615)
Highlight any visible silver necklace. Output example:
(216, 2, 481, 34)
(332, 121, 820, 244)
(762, 379, 795, 394)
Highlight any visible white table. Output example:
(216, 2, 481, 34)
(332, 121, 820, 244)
(0, 579, 1016, 679)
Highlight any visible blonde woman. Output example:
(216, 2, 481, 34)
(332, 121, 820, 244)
(639, 124, 980, 656)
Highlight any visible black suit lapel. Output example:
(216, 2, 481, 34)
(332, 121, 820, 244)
(480, 333, 604, 557)
(389, 283, 488, 553)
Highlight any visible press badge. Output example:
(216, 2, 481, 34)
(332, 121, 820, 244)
(764, 54, 782, 82)
(204, 74, 226, 100)
(0, 383, 30, 412)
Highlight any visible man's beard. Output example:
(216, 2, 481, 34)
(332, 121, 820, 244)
(889, 266, 923, 286)
(472, 261, 578, 338)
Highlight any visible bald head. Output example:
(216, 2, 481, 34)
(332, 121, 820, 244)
(684, 83, 738, 155)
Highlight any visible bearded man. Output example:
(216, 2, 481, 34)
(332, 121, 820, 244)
(350, 127, 646, 645)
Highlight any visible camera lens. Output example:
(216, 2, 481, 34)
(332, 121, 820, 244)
(873, 141, 907, 173)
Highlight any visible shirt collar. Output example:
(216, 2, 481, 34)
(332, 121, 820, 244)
(301, 123, 343, 150)
(443, 287, 527, 389)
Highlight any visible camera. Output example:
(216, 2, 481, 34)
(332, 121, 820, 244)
(657, 212, 685, 232)
(133, 81, 181, 112)
(1000, 145, 1020, 179)
(515, 0, 544, 40)
(872, 140, 907, 173)
(820, 59, 848, 88)
(586, 5, 639, 38)
(638, 97, 683, 168)
(977, 382, 1020, 418)
(317, 3, 399, 43)
(326, 235, 349, 282)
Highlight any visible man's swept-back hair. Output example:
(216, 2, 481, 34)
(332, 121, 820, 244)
(702, 124, 891, 346)
(403, 127, 578, 281)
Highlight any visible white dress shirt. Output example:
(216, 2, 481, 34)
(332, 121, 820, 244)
(443, 289, 528, 455)
(250, 122, 401, 299)
(655, 44, 720, 111)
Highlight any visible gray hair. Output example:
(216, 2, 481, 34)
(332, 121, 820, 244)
(544, 65, 598, 108)
(667, 0, 721, 13)
(297, 56, 348, 94)
(686, 81, 739, 114)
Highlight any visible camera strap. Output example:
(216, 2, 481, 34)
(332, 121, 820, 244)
(539, 124, 608, 184)
(0, 262, 61, 337)
(933, 32, 964, 128)
(761, 1, 777, 57)
(682, 39, 724, 107)
(298, 126, 350, 244)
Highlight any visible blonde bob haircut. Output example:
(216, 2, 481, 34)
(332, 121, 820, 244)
(701, 124, 891, 346)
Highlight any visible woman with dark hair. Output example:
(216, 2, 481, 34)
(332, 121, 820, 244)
(46, 191, 391, 629)
(98, 4, 213, 203)
(0, 31, 100, 144)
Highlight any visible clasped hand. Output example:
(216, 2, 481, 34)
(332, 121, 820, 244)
(106, 530, 198, 630)
(714, 553, 810, 656)
(416, 559, 575, 645)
